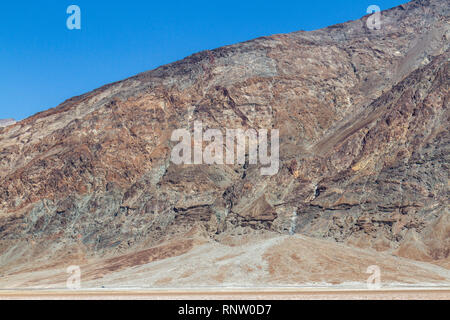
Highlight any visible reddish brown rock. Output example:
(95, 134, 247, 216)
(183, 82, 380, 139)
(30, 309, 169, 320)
(0, 0, 448, 286)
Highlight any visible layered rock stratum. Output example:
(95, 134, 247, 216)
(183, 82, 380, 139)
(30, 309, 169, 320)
(0, 0, 449, 288)
(0, 119, 16, 128)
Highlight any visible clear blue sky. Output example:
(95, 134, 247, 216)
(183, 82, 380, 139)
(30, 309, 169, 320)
(1, 0, 407, 120)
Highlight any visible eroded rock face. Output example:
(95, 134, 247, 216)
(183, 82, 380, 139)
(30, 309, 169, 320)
(0, 0, 448, 280)
(0, 119, 16, 128)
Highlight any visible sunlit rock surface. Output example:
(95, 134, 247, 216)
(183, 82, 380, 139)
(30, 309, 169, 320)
(0, 0, 448, 288)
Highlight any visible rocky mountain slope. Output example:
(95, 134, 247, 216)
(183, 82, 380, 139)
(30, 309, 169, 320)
(0, 0, 448, 288)
(0, 119, 16, 128)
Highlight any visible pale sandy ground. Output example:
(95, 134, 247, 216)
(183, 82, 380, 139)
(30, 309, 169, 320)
(0, 289, 449, 300)
(1, 234, 449, 300)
